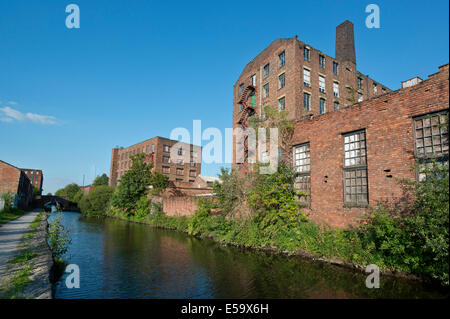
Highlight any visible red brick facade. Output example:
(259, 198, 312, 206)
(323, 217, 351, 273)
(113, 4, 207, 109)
(109, 136, 202, 187)
(0, 160, 34, 209)
(232, 20, 391, 167)
(21, 168, 43, 192)
(291, 64, 449, 228)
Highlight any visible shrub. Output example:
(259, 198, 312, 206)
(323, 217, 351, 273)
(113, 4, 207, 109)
(1, 192, 15, 212)
(78, 185, 114, 217)
(47, 213, 72, 258)
(361, 161, 449, 285)
(248, 162, 307, 238)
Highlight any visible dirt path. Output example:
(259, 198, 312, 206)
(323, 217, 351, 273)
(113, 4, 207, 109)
(0, 210, 40, 277)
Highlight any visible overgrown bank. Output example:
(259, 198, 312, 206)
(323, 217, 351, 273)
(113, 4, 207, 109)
(66, 152, 449, 287)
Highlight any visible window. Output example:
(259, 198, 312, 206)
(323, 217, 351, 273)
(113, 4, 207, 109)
(319, 55, 325, 68)
(319, 98, 326, 114)
(333, 61, 338, 75)
(293, 143, 311, 204)
(176, 178, 183, 182)
(261, 151, 269, 163)
(163, 144, 170, 152)
(251, 74, 256, 86)
(278, 97, 285, 111)
(163, 155, 170, 163)
(176, 159, 184, 165)
(303, 93, 311, 111)
(334, 101, 339, 110)
(189, 170, 196, 177)
(414, 111, 449, 160)
(382, 87, 386, 94)
(279, 51, 285, 68)
(162, 166, 170, 174)
(263, 63, 270, 77)
(278, 73, 285, 89)
(152, 144, 154, 152)
(178, 148, 183, 156)
(190, 162, 196, 167)
(357, 77, 363, 89)
(263, 83, 269, 98)
(319, 76, 325, 93)
(304, 47, 310, 61)
(176, 168, 184, 176)
(303, 69, 310, 87)
(238, 83, 244, 96)
(333, 82, 339, 97)
(343, 130, 368, 206)
(358, 93, 363, 102)
(373, 83, 377, 94)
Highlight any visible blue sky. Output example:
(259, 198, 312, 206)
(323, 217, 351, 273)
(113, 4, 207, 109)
(0, 0, 448, 194)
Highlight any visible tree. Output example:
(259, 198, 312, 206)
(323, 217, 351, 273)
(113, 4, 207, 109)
(93, 174, 109, 186)
(55, 183, 81, 202)
(110, 154, 153, 214)
(149, 171, 169, 195)
(249, 104, 295, 164)
(78, 185, 114, 217)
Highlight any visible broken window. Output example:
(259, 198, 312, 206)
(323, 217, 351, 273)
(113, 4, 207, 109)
(293, 143, 311, 205)
(263, 63, 270, 77)
(278, 97, 285, 111)
(303, 93, 311, 111)
(303, 69, 311, 87)
(279, 51, 285, 68)
(343, 130, 368, 206)
(304, 47, 310, 61)
(319, 98, 326, 114)
(319, 76, 325, 93)
(263, 83, 269, 98)
(414, 111, 449, 181)
(319, 54, 325, 68)
(278, 73, 285, 89)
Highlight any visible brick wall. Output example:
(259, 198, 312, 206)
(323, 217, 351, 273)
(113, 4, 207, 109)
(161, 196, 199, 217)
(291, 64, 449, 228)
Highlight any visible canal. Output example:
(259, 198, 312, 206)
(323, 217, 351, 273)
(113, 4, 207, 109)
(52, 212, 447, 299)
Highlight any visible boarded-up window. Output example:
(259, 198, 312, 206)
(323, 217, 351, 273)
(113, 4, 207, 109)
(293, 143, 311, 205)
(343, 130, 368, 206)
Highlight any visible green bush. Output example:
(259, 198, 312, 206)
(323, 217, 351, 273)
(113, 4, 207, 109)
(55, 183, 81, 202)
(78, 185, 114, 217)
(248, 162, 307, 238)
(1, 192, 15, 213)
(361, 161, 449, 285)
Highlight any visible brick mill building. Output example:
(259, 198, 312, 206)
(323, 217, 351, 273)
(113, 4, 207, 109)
(109, 136, 202, 187)
(233, 20, 391, 166)
(291, 64, 448, 228)
(21, 168, 44, 193)
(0, 160, 34, 209)
(232, 20, 448, 228)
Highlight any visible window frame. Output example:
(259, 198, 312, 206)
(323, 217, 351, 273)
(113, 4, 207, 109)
(278, 73, 285, 89)
(263, 63, 270, 78)
(278, 96, 286, 111)
(278, 51, 286, 68)
(303, 92, 311, 111)
(293, 142, 311, 206)
(342, 130, 369, 207)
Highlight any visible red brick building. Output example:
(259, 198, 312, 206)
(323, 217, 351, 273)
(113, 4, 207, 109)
(0, 160, 34, 209)
(291, 64, 449, 228)
(233, 20, 391, 166)
(21, 168, 43, 193)
(109, 136, 202, 187)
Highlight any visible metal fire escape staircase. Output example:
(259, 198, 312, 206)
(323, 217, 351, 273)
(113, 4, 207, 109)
(236, 85, 257, 171)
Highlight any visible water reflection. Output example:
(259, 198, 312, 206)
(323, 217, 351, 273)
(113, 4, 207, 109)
(53, 212, 447, 299)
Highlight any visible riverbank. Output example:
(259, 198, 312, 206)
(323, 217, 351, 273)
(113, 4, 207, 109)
(0, 211, 53, 299)
(104, 208, 430, 285)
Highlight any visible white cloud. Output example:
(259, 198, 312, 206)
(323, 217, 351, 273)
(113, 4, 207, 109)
(0, 106, 59, 125)
(7, 101, 18, 105)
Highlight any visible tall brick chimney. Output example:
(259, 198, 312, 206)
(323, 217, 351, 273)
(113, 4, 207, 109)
(335, 20, 356, 64)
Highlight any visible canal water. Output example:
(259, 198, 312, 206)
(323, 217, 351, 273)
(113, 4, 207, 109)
(52, 212, 447, 299)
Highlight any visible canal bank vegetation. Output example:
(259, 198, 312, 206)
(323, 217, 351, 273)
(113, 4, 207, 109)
(72, 144, 449, 287)
(0, 192, 27, 226)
